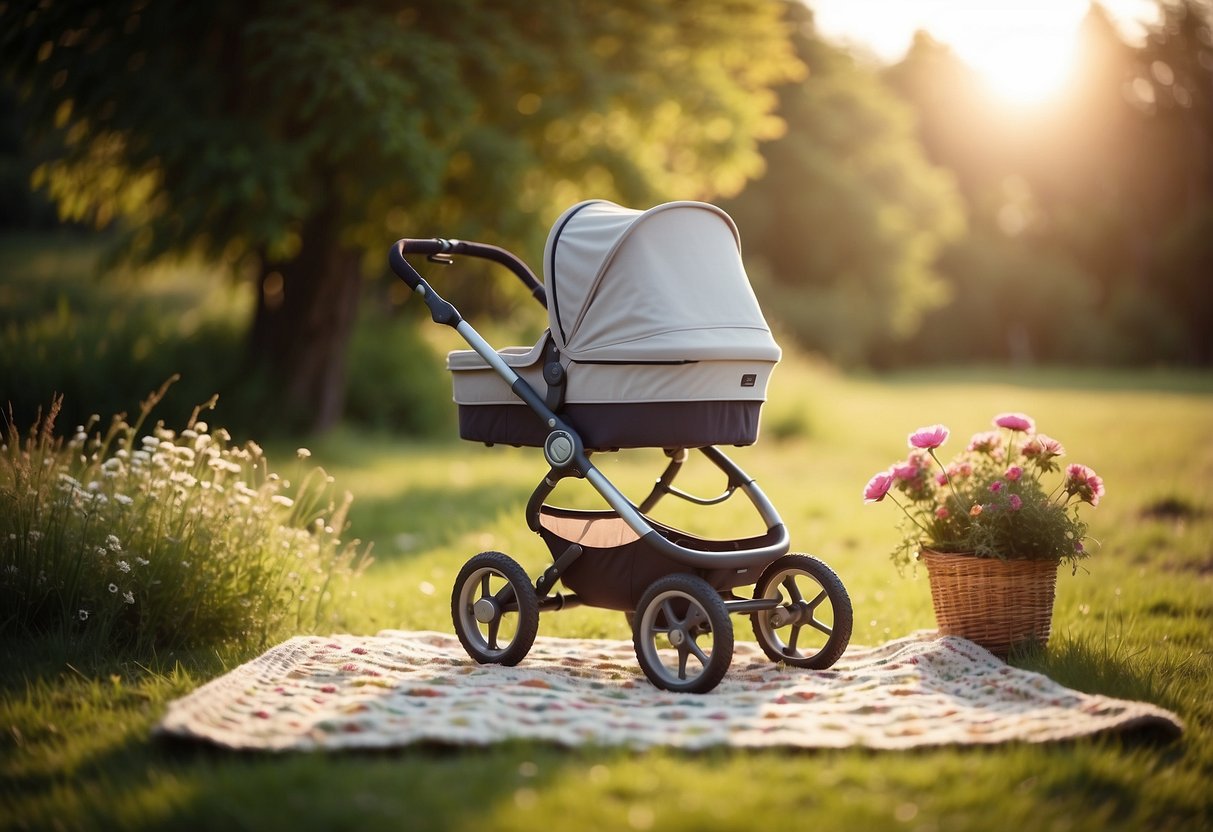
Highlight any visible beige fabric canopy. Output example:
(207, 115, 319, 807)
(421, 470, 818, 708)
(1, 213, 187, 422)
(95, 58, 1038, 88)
(542, 200, 782, 364)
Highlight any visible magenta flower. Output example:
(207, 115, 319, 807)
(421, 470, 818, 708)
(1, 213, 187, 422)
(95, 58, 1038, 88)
(863, 470, 894, 503)
(1065, 464, 1106, 506)
(935, 506, 950, 519)
(1005, 465, 1023, 481)
(994, 412, 1035, 433)
(989, 480, 1003, 493)
(1009, 494, 1023, 511)
(908, 424, 950, 450)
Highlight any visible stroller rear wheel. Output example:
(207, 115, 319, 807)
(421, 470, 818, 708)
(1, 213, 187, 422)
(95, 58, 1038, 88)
(451, 551, 539, 666)
(750, 553, 852, 669)
(632, 573, 733, 693)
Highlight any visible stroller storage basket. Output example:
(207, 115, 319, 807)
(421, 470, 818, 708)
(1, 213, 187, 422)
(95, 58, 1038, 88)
(537, 506, 777, 610)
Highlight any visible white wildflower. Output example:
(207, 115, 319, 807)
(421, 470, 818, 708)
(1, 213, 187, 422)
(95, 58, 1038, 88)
(115, 448, 129, 459)
(181, 429, 197, 440)
(78, 609, 89, 621)
(117, 560, 130, 573)
(194, 421, 208, 433)
(106, 534, 122, 552)
(108, 583, 118, 593)
(271, 495, 294, 508)
(28, 530, 42, 541)
(141, 436, 160, 450)
(296, 448, 311, 460)
(123, 591, 135, 605)
(114, 494, 133, 506)
(135, 557, 149, 566)
(88, 481, 102, 492)
(95, 547, 107, 557)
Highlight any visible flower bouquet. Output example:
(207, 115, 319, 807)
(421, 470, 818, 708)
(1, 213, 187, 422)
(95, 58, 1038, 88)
(863, 412, 1104, 655)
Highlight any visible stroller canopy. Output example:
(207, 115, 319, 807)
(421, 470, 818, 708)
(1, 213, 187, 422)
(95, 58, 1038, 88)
(542, 200, 781, 364)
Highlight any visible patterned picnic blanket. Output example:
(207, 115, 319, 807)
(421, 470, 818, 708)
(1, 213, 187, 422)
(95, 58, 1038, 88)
(156, 630, 1183, 751)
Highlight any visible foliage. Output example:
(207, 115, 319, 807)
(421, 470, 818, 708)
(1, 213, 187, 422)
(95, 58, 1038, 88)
(864, 413, 1103, 569)
(0, 0, 804, 429)
(0, 232, 453, 438)
(877, 2, 1213, 368)
(725, 2, 964, 366)
(0, 383, 370, 651)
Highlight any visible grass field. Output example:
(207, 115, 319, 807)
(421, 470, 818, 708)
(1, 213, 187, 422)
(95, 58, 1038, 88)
(3, 355, 1211, 830)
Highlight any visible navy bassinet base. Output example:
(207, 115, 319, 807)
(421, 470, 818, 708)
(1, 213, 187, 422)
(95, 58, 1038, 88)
(457, 400, 762, 450)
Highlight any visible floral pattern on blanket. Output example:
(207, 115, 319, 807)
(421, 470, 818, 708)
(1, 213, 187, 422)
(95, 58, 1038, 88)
(156, 631, 1182, 751)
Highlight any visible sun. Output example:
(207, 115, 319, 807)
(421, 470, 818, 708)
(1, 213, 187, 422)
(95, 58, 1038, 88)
(962, 29, 1080, 107)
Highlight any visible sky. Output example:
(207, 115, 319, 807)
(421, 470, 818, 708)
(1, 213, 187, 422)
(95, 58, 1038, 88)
(808, 0, 1162, 104)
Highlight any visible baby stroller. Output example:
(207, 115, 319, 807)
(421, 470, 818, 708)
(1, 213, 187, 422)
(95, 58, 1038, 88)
(389, 200, 852, 693)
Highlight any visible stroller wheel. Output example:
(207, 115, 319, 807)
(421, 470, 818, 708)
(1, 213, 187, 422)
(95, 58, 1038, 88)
(451, 551, 539, 666)
(750, 554, 852, 669)
(632, 573, 733, 694)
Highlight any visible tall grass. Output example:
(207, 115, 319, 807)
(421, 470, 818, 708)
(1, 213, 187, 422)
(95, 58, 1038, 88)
(0, 380, 371, 651)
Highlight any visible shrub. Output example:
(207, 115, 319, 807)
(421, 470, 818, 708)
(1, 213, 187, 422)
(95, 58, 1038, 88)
(0, 381, 371, 652)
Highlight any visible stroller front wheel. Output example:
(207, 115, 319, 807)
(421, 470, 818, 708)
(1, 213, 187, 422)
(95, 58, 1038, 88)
(750, 553, 852, 669)
(633, 573, 733, 694)
(451, 551, 539, 666)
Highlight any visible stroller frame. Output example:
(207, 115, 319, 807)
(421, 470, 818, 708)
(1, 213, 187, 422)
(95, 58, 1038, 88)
(390, 235, 851, 693)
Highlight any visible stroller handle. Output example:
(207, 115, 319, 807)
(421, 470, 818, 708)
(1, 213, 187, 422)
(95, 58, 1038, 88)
(390, 238, 547, 308)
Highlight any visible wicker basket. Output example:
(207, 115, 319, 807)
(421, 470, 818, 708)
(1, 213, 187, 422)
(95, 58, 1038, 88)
(920, 549, 1058, 658)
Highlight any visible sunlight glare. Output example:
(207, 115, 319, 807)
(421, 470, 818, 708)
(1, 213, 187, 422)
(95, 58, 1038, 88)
(966, 29, 1080, 106)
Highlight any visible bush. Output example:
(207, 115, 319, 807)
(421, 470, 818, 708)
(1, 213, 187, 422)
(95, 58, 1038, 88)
(0, 382, 371, 652)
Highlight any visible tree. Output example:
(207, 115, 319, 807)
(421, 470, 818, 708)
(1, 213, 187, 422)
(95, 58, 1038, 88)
(725, 3, 963, 366)
(1, 0, 802, 430)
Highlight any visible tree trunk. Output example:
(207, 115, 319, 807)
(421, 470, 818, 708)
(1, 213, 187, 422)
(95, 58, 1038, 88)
(247, 201, 362, 434)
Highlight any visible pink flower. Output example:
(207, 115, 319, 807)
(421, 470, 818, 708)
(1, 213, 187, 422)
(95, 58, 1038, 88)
(1065, 464, 1105, 506)
(1009, 494, 1023, 511)
(863, 470, 894, 503)
(967, 431, 1003, 453)
(1005, 465, 1023, 481)
(908, 424, 950, 450)
(994, 412, 1035, 433)
(989, 480, 1003, 493)
(935, 506, 950, 519)
(1022, 434, 1064, 460)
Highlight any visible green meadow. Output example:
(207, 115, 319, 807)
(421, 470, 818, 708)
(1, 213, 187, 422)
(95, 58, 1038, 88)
(4, 351, 1212, 830)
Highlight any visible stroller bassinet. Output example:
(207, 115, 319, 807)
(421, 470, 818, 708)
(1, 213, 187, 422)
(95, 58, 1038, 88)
(449, 200, 781, 450)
